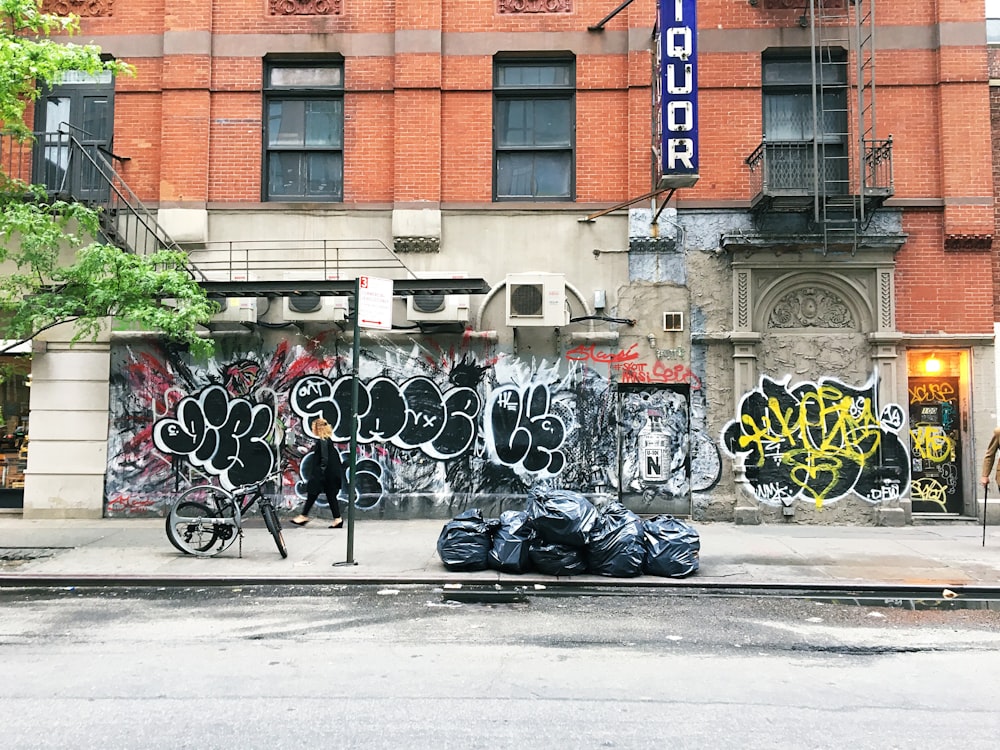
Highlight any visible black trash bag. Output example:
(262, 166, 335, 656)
(436, 509, 497, 572)
(527, 539, 588, 577)
(642, 515, 700, 578)
(526, 486, 599, 547)
(488, 510, 535, 574)
(585, 501, 646, 577)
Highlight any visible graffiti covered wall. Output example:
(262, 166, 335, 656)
(721, 374, 910, 509)
(105, 331, 716, 518)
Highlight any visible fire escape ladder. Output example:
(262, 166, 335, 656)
(855, 0, 878, 220)
(809, 0, 857, 254)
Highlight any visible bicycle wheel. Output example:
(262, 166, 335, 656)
(166, 486, 240, 557)
(260, 501, 288, 559)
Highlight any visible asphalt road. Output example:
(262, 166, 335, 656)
(1, 585, 999, 749)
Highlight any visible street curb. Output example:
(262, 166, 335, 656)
(1, 574, 997, 598)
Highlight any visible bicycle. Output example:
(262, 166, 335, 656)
(165, 472, 288, 559)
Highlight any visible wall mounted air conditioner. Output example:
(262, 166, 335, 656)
(282, 294, 349, 323)
(406, 272, 470, 323)
(211, 297, 257, 325)
(505, 272, 567, 327)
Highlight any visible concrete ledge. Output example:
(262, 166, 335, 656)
(876, 506, 906, 527)
(733, 506, 760, 525)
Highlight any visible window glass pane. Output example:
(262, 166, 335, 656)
(82, 97, 111, 141)
(764, 92, 813, 139)
(269, 66, 343, 88)
(988, 0, 1000, 18)
(268, 152, 304, 196)
(498, 99, 571, 147)
(305, 100, 343, 147)
(56, 70, 113, 86)
(496, 152, 571, 198)
(269, 100, 305, 146)
(763, 58, 845, 85)
(989, 19, 1000, 44)
(497, 100, 530, 146)
(763, 59, 812, 85)
(497, 63, 572, 88)
(532, 152, 572, 197)
(306, 152, 343, 196)
(532, 99, 572, 146)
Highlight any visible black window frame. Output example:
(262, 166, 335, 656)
(761, 48, 849, 194)
(493, 56, 576, 202)
(262, 57, 345, 203)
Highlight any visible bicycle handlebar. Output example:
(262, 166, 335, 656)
(231, 471, 282, 496)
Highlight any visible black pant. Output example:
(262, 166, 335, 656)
(303, 482, 341, 518)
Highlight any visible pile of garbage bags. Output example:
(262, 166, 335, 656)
(436, 486, 700, 578)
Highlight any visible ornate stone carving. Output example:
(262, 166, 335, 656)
(879, 270, 892, 330)
(43, 0, 113, 16)
(497, 0, 572, 13)
(768, 286, 854, 329)
(268, 0, 342, 16)
(737, 272, 750, 329)
(393, 236, 440, 254)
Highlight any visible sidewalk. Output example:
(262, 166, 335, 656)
(2, 515, 1000, 591)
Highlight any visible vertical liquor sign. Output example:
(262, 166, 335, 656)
(655, 0, 699, 188)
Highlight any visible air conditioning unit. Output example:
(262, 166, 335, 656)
(406, 272, 470, 323)
(282, 294, 348, 322)
(211, 297, 257, 325)
(505, 273, 567, 327)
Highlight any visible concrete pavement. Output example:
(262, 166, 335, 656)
(2, 513, 1000, 592)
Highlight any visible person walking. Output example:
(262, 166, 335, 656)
(980, 426, 1000, 488)
(291, 417, 346, 528)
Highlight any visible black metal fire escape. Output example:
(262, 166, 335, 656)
(745, 0, 893, 254)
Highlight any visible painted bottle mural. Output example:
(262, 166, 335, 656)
(639, 409, 669, 483)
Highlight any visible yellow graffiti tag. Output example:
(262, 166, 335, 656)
(909, 423, 954, 464)
(908, 382, 955, 404)
(910, 477, 948, 511)
(737, 385, 883, 507)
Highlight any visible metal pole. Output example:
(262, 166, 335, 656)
(345, 277, 361, 565)
(983, 483, 989, 548)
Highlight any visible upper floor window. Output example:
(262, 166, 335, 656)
(989, 0, 1000, 44)
(762, 50, 848, 193)
(264, 60, 344, 202)
(493, 58, 575, 201)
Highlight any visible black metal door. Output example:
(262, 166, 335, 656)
(33, 74, 114, 201)
(908, 376, 963, 513)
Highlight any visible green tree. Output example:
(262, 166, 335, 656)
(0, 0, 217, 357)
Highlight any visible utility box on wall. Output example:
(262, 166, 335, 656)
(505, 273, 567, 327)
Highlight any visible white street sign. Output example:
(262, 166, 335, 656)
(357, 275, 393, 330)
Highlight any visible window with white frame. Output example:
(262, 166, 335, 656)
(264, 60, 344, 201)
(989, 0, 1000, 44)
(493, 57, 575, 201)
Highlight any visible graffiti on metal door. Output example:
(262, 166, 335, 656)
(907, 376, 962, 513)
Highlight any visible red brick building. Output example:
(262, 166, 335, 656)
(17, 0, 996, 527)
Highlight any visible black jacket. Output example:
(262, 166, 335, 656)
(306, 438, 345, 494)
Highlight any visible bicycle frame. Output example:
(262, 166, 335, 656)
(166, 472, 285, 558)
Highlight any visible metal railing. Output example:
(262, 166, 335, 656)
(0, 129, 199, 279)
(187, 239, 417, 284)
(746, 137, 893, 198)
